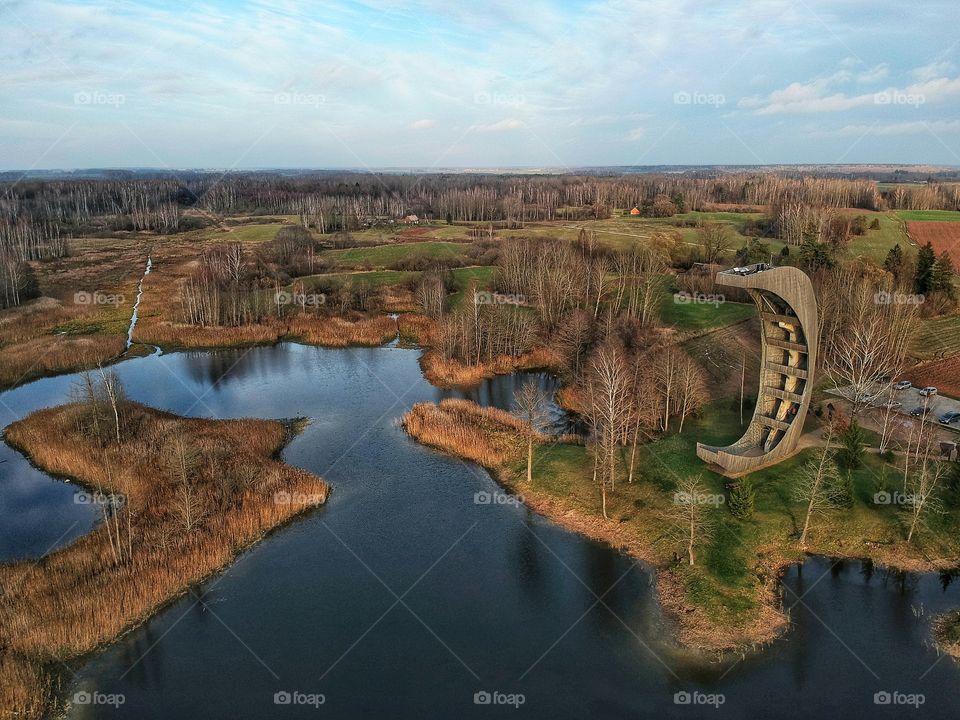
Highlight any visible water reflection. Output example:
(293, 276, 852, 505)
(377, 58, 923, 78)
(1, 344, 960, 719)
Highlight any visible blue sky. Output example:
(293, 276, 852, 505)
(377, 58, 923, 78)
(2, 0, 960, 169)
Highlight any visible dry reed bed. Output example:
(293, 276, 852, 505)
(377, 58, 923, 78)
(400, 398, 788, 653)
(134, 313, 397, 350)
(419, 347, 562, 389)
(0, 335, 127, 390)
(0, 402, 329, 719)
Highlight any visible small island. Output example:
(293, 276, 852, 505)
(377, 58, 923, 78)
(0, 379, 329, 719)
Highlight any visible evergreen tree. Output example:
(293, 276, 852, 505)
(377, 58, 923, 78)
(931, 251, 957, 300)
(914, 241, 936, 294)
(883, 243, 906, 285)
(837, 422, 866, 470)
(728, 477, 756, 519)
(799, 238, 833, 272)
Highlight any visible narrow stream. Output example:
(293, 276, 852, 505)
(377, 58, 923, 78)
(125, 256, 152, 349)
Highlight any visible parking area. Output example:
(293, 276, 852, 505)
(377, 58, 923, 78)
(828, 383, 960, 434)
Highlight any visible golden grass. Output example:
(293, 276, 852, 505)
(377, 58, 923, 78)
(419, 347, 562, 389)
(286, 314, 396, 347)
(397, 313, 437, 345)
(0, 402, 328, 719)
(0, 335, 127, 390)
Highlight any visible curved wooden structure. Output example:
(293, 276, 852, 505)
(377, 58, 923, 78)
(697, 264, 818, 477)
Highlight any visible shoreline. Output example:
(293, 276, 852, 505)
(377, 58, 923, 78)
(401, 398, 960, 656)
(0, 403, 330, 720)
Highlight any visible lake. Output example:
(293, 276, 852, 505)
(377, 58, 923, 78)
(2, 343, 959, 718)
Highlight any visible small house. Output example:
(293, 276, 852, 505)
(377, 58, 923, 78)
(629, 207, 641, 216)
(401, 214, 419, 224)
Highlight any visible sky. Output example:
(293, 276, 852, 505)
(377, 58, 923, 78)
(2, 0, 960, 170)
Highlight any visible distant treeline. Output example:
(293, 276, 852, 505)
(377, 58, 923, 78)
(2, 171, 960, 309)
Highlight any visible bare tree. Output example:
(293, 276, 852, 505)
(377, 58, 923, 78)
(165, 432, 205, 532)
(697, 222, 732, 264)
(668, 475, 715, 566)
(585, 344, 631, 499)
(904, 430, 947, 542)
(514, 380, 550, 483)
(793, 436, 841, 549)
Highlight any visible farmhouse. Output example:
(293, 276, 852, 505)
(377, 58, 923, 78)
(401, 214, 420, 224)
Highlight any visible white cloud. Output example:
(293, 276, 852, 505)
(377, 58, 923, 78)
(625, 126, 645, 141)
(474, 118, 525, 132)
(410, 119, 434, 129)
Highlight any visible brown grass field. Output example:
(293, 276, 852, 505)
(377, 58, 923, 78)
(418, 347, 562, 389)
(0, 402, 328, 719)
(904, 355, 960, 399)
(907, 221, 960, 266)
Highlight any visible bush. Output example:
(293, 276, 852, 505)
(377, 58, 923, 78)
(728, 477, 756, 519)
(837, 422, 866, 470)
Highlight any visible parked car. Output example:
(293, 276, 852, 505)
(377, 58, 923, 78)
(884, 401, 902, 410)
(910, 406, 931, 417)
(893, 380, 912, 390)
(938, 410, 960, 425)
(919, 386, 938, 397)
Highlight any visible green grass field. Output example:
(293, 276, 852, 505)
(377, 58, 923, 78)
(519, 399, 959, 626)
(322, 241, 469, 268)
(912, 314, 960, 360)
(659, 291, 756, 331)
(897, 210, 960, 222)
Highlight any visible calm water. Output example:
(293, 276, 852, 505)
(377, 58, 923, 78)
(2, 343, 959, 719)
